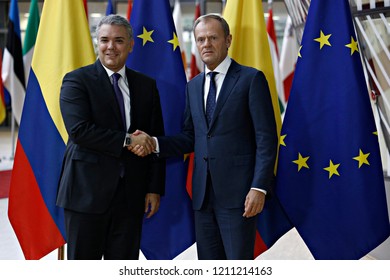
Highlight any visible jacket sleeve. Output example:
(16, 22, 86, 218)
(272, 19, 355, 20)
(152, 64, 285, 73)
(60, 70, 126, 158)
(249, 70, 278, 192)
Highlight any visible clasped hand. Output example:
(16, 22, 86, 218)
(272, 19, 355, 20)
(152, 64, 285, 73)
(127, 130, 155, 157)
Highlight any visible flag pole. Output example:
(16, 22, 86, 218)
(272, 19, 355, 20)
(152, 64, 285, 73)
(10, 113, 15, 159)
(57, 245, 64, 260)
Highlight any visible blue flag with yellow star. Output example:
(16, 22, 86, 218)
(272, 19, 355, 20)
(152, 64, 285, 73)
(126, 0, 195, 259)
(275, 0, 390, 259)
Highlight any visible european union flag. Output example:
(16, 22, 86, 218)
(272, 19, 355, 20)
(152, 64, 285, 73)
(275, 0, 390, 259)
(105, 0, 114, 15)
(126, 0, 195, 259)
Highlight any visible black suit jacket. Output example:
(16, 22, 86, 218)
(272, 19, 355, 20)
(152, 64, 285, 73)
(56, 60, 165, 214)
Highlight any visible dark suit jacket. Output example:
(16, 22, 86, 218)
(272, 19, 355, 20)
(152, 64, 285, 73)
(56, 60, 165, 214)
(158, 59, 277, 210)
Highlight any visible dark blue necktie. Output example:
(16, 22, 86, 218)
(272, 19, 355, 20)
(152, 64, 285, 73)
(112, 73, 127, 131)
(206, 72, 218, 125)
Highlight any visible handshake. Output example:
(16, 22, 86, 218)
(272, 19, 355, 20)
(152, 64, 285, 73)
(127, 130, 156, 157)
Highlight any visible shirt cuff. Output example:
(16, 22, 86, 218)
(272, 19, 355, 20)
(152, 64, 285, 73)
(251, 187, 267, 195)
(123, 133, 131, 147)
(152, 137, 160, 153)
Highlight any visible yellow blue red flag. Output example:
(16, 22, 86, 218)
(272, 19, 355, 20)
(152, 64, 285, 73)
(8, 0, 95, 260)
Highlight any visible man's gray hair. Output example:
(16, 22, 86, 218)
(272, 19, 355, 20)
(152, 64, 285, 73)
(96, 14, 133, 40)
(193, 13, 230, 37)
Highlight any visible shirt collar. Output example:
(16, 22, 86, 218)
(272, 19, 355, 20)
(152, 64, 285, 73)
(205, 56, 232, 76)
(102, 64, 126, 79)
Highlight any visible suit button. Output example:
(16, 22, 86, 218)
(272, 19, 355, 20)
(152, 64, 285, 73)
(207, 134, 211, 138)
(203, 157, 208, 162)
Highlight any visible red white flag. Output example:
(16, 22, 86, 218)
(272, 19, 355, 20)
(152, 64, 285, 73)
(190, 0, 203, 80)
(173, 0, 187, 75)
(127, 0, 132, 21)
(279, 16, 298, 102)
(267, 7, 286, 113)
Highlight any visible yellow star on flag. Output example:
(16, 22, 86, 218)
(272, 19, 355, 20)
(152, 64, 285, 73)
(345, 36, 359, 55)
(168, 32, 180, 51)
(314, 30, 332, 49)
(137, 27, 154, 46)
(293, 153, 310, 171)
(280, 134, 287, 147)
(353, 149, 370, 168)
(324, 160, 340, 179)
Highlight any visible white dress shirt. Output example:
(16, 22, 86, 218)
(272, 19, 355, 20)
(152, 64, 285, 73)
(203, 56, 232, 110)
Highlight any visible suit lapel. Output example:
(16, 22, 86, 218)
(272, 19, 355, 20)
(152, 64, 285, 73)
(195, 73, 208, 129)
(209, 61, 240, 129)
(94, 60, 124, 128)
(125, 68, 135, 132)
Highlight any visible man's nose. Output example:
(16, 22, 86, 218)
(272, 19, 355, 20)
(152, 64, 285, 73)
(204, 38, 212, 45)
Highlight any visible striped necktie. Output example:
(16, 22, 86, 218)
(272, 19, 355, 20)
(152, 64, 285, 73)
(206, 71, 218, 125)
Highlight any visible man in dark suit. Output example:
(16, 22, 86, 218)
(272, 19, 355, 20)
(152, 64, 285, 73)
(132, 14, 277, 260)
(56, 15, 165, 260)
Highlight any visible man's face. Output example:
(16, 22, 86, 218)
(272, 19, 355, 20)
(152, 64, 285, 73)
(194, 18, 231, 71)
(97, 24, 134, 72)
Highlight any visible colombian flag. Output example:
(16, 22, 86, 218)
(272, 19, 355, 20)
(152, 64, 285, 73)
(8, 0, 95, 260)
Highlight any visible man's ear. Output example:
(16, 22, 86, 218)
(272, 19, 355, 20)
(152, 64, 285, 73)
(129, 38, 135, 53)
(226, 34, 232, 49)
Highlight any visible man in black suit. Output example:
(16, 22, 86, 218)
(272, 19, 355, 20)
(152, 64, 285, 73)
(56, 15, 165, 260)
(133, 14, 277, 260)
